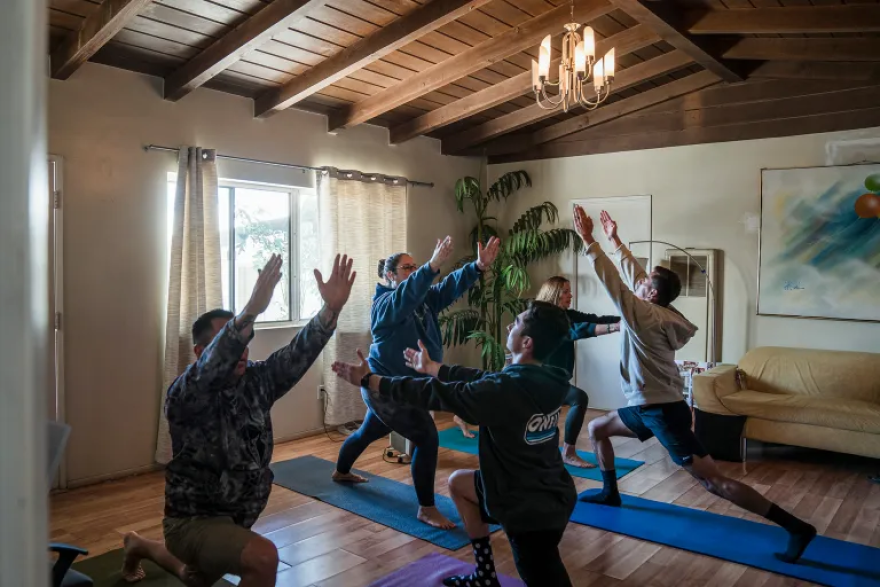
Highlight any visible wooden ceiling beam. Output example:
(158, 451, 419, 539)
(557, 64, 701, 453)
(607, 0, 744, 82)
(722, 38, 880, 62)
(253, 0, 496, 118)
(749, 61, 880, 82)
(51, 0, 153, 79)
(163, 0, 324, 102)
(686, 6, 880, 35)
(441, 49, 695, 154)
(388, 24, 659, 144)
(326, 0, 614, 132)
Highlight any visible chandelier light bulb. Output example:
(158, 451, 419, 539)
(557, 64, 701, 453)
(582, 26, 595, 59)
(575, 41, 586, 77)
(531, 59, 541, 90)
(539, 35, 552, 79)
(604, 47, 615, 79)
(593, 58, 605, 92)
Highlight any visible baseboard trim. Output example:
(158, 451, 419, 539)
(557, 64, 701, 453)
(274, 427, 325, 445)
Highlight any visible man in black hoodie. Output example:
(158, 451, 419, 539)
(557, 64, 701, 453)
(331, 301, 576, 587)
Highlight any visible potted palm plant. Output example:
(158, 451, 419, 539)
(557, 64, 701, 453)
(441, 171, 583, 370)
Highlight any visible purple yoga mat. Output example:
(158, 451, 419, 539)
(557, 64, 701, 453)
(368, 552, 525, 587)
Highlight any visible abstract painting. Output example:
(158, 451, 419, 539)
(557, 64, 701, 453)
(758, 163, 880, 322)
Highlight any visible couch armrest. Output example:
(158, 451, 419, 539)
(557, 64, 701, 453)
(693, 364, 740, 416)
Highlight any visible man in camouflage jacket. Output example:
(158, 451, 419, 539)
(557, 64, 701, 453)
(120, 253, 356, 587)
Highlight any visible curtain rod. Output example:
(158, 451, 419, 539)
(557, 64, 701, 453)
(143, 144, 434, 188)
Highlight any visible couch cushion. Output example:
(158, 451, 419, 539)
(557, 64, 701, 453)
(738, 347, 880, 403)
(723, 390, 880, 434)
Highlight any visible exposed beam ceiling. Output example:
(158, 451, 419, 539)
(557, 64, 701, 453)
(253, 0, 496, 118)
(749, 61, 880, 82)
(389, 24, 659, 144)
(686, 6, 880, 35)
(326, 0, 614, 132)
(51, 0, 153, 80)
(607, 0, 744, 82)
(722, 38, 880, 62)
(442, 49, 696, 154)
(163, 0, 324, 102)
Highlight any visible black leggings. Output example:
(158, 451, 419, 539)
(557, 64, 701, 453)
(508, 527, 572, 587)
(562, 385, 589, 446)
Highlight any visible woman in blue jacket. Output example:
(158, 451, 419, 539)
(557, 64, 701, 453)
(333, 235, 500, 529)
(537, 276, 621, 468)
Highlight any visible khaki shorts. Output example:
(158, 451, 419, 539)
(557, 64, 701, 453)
(163, 516, 256, 581)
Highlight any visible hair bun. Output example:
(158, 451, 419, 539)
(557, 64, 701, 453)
(377, 259, 386, 278)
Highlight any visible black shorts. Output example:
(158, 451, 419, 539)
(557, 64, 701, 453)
(617, 401, 708, 466)
(473, 470, 498, 525)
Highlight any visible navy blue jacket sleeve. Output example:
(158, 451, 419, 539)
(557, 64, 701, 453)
(438, 364, 486, 383)
(372, 263, 439, 328)
(376, 374, 506, 426)
(425, 262, 481, 313)
(567, 309, 620, 325)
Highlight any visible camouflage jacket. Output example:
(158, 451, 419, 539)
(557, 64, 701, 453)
(163, 311, 334, 527)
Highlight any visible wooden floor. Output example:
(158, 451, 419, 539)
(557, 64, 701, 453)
(51, 410, 880, 587)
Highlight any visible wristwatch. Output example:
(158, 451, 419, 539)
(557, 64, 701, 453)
(360, 371, 374, 389)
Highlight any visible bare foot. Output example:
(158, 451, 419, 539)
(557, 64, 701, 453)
(332, 470, 369, 483)
(454, 415, 475, 439)
(562, 445, 596, 469)
(121, 532, 147, 583)
(418, 506, 456, 530)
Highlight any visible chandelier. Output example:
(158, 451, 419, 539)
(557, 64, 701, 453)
(531, 2, 616, 112)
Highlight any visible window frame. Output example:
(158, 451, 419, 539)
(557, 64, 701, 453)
(168, 173, 315, 330)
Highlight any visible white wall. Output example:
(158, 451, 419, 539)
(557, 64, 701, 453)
(49, 63, 481, 485)
(490, 126, 880, 366)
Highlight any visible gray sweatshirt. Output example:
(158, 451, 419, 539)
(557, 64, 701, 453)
(585, 242, 697, 406)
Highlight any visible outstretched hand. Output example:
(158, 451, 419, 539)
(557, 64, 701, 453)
(573, 205, 595, 243)
(331, 349, 371, 388)
(403, 340, 441, 377)
(429, 236, 454, 272)
(244, 254, 284, 316)
(315, 254, 356, 312)
(476, 236, 501, 271)
(600, 210, 618, 240)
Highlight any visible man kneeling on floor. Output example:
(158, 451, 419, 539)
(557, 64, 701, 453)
(331, 301, 577, 587)
(122, 253, 356, 587)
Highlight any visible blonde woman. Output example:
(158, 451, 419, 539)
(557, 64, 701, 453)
(536, 276, 621, 468)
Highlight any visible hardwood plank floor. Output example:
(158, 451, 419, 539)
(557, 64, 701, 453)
(50, 410, 880, 586)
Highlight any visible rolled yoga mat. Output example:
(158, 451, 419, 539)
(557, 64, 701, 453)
(367, 552, 525, 587)
(270, 455, 500, 550)
(572, 491, 880, 587)
(437, 427, 644, 481)
(70, 548, 235, 586)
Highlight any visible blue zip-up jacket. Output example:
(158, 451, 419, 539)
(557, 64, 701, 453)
(367, 261, 481, 377)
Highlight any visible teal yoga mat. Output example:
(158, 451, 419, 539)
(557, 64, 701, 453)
(270, 455, 500, 550)
(437, 427, 644, 480)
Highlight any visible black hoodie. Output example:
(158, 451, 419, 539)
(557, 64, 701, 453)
(377, 363, 576, 534)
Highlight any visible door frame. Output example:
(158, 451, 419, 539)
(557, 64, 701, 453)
(49, 154, 67, 490)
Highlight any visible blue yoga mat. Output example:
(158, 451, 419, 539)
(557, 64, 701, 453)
(437, 427, 644, 481)
(270, 455, 499, 550)
(572, 491, 880, 587)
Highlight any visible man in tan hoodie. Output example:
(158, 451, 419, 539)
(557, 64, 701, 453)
(573, 205, 816, 564)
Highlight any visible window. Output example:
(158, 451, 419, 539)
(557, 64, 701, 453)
(167, 175, 320, 324)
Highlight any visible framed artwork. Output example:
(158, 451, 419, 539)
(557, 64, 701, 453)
(757, 163, 880, 322)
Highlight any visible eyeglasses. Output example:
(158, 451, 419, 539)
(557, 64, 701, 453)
(397, 264, 418, 272)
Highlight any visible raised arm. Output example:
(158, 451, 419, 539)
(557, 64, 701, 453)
(261, 254, 355, 402)
(426, 237, 500, 312)
(600, 209, 648, 291)
(373, 237, 453, 326)
(402, 340, 486, 382)
(573, 206, 645, 326)
(570, 320, 621, 341)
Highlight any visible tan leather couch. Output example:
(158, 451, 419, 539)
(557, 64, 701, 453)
(693, 346, 880, 459)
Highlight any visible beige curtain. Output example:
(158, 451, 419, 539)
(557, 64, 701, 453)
(319, 168, 407, 426)
(155, 147, 223, 464)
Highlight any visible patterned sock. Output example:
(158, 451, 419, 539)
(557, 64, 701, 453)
(442, 536, 500, 587)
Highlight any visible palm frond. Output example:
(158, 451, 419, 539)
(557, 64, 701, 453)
(501, 263, 531, 294)
(451, 254, 477, 272)
(439, 308, 483, 347)
(486, 171, 531, 202)
(454, 176, 481, 213)
(469, 223, 499, 253)
(509, 201, 559, 234)
(467, 330, 507, 371)
(507, 228, 583, 264)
